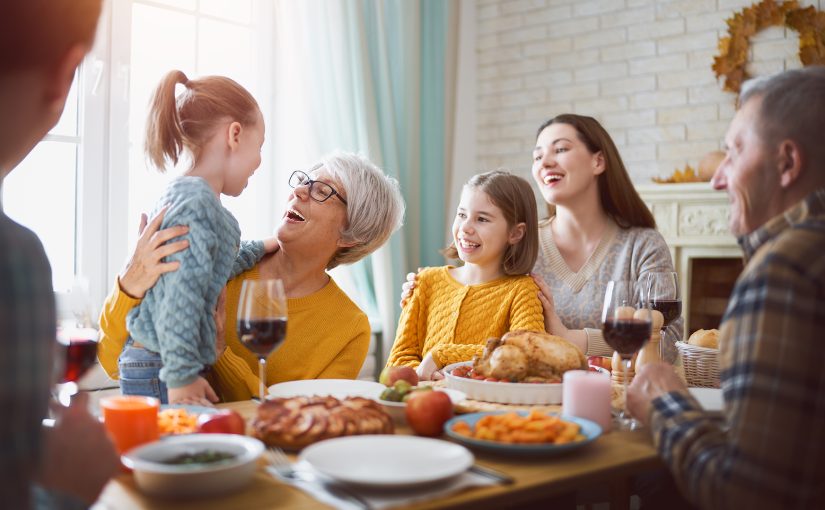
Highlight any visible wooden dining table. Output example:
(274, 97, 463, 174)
(98, 399, 662, 510)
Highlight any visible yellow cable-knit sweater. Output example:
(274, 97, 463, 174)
(97, 266, 371, 402)
(387, 266, 545, 369)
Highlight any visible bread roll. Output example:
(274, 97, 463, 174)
(688, 329, 719, 349)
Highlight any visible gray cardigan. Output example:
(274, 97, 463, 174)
(533, 218, 683, 361)
(126, 176, 264, 388)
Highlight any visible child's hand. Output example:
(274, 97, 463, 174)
(262, 236, 280, 253)
(416, 353, 440, 381)
(399, 268, 423, 308)
(168, 376, 219, 406)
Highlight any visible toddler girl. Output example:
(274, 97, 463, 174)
(119, 70, 267, 404)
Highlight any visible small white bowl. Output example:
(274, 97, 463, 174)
(377, 388, 467, 424)
(121, 433, 264, 498)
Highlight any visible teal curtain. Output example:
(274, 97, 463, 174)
(419, 0, 450, 268)
(275, 0, 455, 361)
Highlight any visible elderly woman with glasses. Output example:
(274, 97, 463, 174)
(97, 153, 405, 405)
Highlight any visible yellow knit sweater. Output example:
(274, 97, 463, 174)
(97, 266, 371, 402)
(387, 266, 545, 369)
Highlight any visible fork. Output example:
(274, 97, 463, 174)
(265, 447, 372, 510)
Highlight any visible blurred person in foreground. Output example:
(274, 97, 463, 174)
(627, 67, 825, 509)
(0, 1, 119, 508)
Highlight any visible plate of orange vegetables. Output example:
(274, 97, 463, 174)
(157, 405, 217, 435)
(444, 410, 601, 456)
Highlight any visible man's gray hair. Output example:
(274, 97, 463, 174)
(322, 152, 406, 269)
(740, 66, 825, 162)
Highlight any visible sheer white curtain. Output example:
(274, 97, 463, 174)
(272, 0, 400, 360)
(270, 0, 457, 362)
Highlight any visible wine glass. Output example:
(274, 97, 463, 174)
(55, 329, 98, 406)
(237, 279, 287, 402)
(646, 272, 681, 363)
(601, 280, 652, 430)
(55, 277, 98, 405)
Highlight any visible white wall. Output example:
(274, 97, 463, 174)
(462, 0, 823, 190)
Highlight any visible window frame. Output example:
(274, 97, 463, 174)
(74, 0, 275, 310)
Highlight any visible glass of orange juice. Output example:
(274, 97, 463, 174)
(100, 395, 160, 454)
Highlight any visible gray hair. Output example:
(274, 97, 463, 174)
(321, 152, 405, 269)
(740, 66, 825, 163)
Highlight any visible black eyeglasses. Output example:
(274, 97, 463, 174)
(288, 169, 348, 205)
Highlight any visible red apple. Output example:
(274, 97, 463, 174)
(379, 365, 419, 387)
(405, 390, 453, 437)
(196, 410, 246, 435)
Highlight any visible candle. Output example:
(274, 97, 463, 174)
(100, 395, 160, 454)
(562, 370, 612, 433)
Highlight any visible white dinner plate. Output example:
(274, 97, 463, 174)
(299, 436, 474, 488)
(688, 388, 723, 411)
(267, 379, 385, 400)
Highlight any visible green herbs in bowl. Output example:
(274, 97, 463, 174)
(161, 449, 237, 466)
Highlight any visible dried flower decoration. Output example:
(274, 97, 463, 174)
(712, 0, 825, 94)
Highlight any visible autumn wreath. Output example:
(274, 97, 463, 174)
(712, 0, 825, 93)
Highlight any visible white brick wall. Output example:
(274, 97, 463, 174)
(474, 0, 824, 183)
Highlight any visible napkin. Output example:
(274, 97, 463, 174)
(268, 460, 502, 510)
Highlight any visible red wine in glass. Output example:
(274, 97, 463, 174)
(237, 279, 287, 402)
(602, 318, 652, 358)
(55, 327, 98, 406)
(651, 299, 682, 328)
(59, 338, 98, 383)
(238, 318, 287, 358)
(602, 280, 651, 430)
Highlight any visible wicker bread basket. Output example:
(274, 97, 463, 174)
(676, 341, 720, 388)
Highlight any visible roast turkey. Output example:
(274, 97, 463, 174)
(472, 330, 587, 382)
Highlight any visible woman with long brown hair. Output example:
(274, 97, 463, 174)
(530, 114, 681, 358)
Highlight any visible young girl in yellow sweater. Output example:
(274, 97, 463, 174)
(387, 170, 545, 380)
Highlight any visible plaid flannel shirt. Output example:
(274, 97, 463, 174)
(0, 208, 56, 509)
(649, 188, 825, 509)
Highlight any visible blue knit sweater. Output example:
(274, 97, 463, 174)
(126, 176, 264, 388)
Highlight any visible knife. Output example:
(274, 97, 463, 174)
(469, 464, 514, 485)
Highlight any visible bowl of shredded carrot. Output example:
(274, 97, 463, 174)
(157, 406, 216, 435)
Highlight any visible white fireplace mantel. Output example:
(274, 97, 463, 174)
(636, 182, 742, 334)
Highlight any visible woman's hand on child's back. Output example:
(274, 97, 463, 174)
(119, 206, 189, 299)
(168, 376, 219, 406)
(531, 273, 563, 334)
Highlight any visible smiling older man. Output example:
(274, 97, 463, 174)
(627, 67, 825, 509)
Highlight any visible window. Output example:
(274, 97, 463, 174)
(2, 78, 82, 293)
(2, 0, 275, 309)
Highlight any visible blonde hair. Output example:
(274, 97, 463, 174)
(443, 170, 539, 275)
(144, 70, 260, 171)
(321, 153, 406, 269)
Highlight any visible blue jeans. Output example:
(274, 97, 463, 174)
(118, 341, 168, 404)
